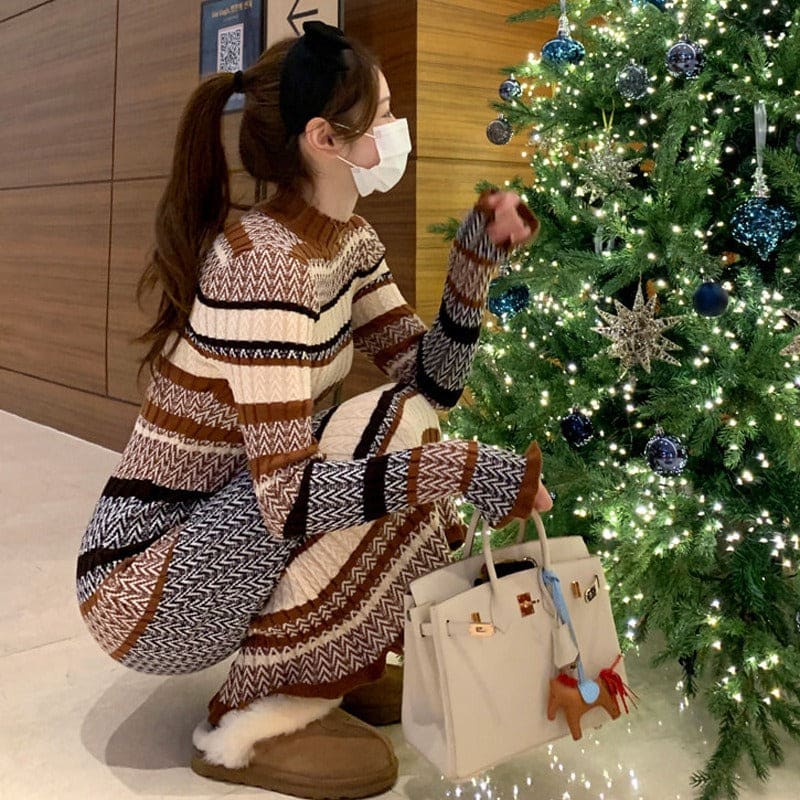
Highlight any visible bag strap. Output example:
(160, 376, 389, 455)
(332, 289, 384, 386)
(463, 509, 551, 571)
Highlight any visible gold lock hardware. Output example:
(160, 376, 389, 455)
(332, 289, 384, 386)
(517, 592, 539, 617)
(469, 611, 495, 637)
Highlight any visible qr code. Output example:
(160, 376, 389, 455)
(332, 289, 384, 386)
(217, 24, 244, 74)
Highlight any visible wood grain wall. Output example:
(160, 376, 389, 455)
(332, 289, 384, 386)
(0, 0, 549, 452)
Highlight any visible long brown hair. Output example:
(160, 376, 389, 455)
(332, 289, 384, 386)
(134, 35, 381, 386)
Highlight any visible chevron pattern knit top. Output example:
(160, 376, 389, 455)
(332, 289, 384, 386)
(109, 191, 542, 542)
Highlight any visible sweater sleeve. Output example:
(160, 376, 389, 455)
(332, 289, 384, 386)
(352, 191, 538, 409)
(189, 244, 543, 540)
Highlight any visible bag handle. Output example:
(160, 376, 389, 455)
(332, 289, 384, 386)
(463, 509, 551, 574)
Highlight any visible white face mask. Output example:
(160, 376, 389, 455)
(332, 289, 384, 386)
(337, 118, 412, 197)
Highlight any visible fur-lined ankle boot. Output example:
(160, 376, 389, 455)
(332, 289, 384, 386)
(191, 695, 398, 799)
(341, 664, 402, 726)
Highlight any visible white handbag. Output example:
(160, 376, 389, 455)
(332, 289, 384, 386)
(402, 510, 632, 781)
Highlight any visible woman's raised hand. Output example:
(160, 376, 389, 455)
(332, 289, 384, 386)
(483, 191, 539, 249)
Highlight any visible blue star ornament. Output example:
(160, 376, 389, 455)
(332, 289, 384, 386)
(488, 283, 530, 318)
(730, 198, 797, 260)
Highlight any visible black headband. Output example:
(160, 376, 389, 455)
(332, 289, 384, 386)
(279, 21, 351, 136)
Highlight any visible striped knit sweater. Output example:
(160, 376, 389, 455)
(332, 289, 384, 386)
(117, 191, 541, 541)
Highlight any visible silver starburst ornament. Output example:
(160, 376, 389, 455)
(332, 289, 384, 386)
(594, 283, 682, 373)
(779, 309, 800, 356)
(576, 143, 641, 204)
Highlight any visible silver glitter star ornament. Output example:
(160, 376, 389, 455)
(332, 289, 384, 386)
(594, 283, 682, 373)
(576, 142, 641, 204)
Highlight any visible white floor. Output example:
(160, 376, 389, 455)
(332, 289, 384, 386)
(1, 408, 798, 800)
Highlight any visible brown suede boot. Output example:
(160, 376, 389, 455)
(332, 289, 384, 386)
(341, 663, 403, 726)
(191, 707, 398, 799)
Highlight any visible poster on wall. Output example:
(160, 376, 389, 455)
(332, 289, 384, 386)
(265, 0, 344, 47)
(200, 0, 264, 113)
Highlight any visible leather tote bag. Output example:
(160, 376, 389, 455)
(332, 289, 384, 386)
(402, 510, 632, 781)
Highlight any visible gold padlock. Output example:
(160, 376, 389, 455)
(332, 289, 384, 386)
(469, 611, 495, 637)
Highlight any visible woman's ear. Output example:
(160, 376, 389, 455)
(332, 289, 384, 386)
(303, 117, 341, 157)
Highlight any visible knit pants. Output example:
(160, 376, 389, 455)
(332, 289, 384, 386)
(76, 383, 459, 691)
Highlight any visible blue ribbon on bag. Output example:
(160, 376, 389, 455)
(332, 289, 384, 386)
(541, 568, 600, 704)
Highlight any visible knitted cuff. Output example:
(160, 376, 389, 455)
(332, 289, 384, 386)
(463, 440, 543, 528)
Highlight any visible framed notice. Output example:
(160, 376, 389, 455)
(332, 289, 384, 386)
(200, 0, 264, 113)
(265, 0, 344, 48)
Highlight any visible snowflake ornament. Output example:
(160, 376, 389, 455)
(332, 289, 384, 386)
(779, 309, 800, 356)
(594, 283, 682, 373)
(576, 143, 641, 203)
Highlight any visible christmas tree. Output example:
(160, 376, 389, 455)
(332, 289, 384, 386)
(443, 2, 800, 798)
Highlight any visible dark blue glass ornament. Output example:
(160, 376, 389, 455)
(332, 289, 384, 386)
(499, 77, 522, 101)
(488, 283, 530, 318)
(730, 197, 797, 260)
(560, 408, 594, 448)
(541, 33, 585, 67)
(666, 37, 705, 79)
(616, 62, 649, 101)
(693, 282, 729, 317)
(631, 0, 668, 10)
(645, 429, 688, 476)
(795, 132, 800, 154)
(486, 116, 513, 146)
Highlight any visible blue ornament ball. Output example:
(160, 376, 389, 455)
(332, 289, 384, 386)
(645, 430, 688, 476)
(666, 37, 705, 79)
(730, 197, 797, 260)
(560, 409, 594, 448)
(616, 62, 649, 101)
(631, 0, 668, 10)
(488, 283, 530, 318)
(486, 116, 513, 146)
(541, 33, 585, 67)
(693, 282, 729, 317)
(499, 78, 522, 101)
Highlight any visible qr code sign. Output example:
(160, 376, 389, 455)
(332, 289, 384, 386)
(217, 24, 244, 73)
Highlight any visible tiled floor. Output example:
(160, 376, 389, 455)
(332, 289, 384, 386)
(1, 408, 798, 800)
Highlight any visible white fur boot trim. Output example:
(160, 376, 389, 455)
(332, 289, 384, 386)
(192, 694, 342, 769)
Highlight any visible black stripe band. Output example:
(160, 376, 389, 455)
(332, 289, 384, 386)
(353, 385, 406, 459)
(416, 344, 463, 408)
(185, 320, 351, 357)
(101, 477, 212, 504)
(363, 455, 389, 520)
(76, 535, 160, 580)
(283, 463, 314, 538)
(435, 301, 481, 345)
(196, 287, 320, 319)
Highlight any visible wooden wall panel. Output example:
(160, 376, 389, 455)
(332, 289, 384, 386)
(0, 0, 116, 187)
(340, 0, 420, 401)
(417, 0, 551, 164)
(344, 0, 418, 143)
(115, 0, 243, 181)
(0, 183, 111, 392)
(0, 367, 137, 453)
(0, 3, 42, 23)
(107, 178, 165, 404)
